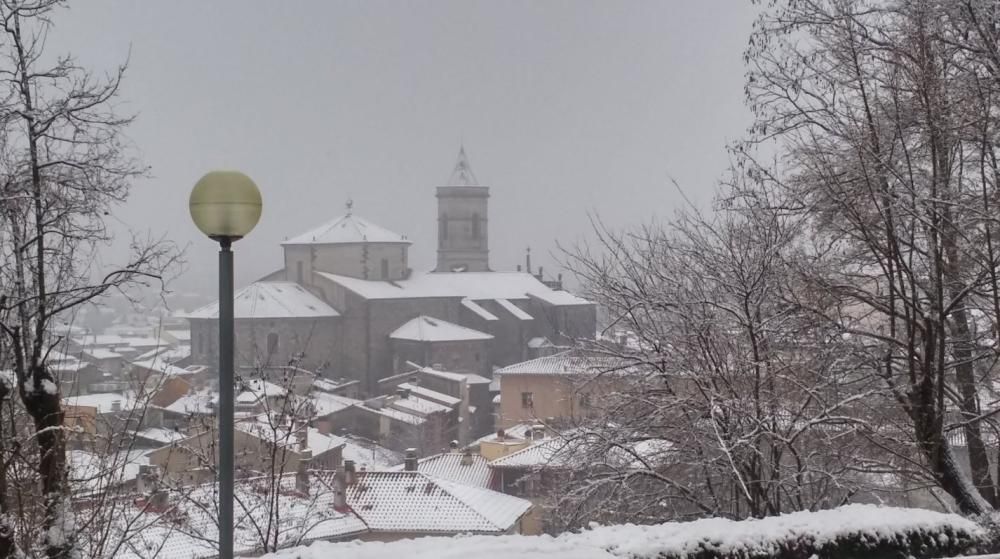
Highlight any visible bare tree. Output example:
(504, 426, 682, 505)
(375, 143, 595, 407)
(0, 1, 178, 556)
(554, 177, 902, 530)
(740, 0, 1000, 515)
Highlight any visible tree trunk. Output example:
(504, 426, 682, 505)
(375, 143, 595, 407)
(950, 306, 995, 505)
(24, 364, 71, 559)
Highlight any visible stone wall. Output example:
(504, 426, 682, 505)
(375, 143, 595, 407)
(189, 316, 339, 372)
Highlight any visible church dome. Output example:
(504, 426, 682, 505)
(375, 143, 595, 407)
(282, 211, 410, 246)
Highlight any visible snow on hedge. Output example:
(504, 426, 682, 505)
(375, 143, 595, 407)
(252, 504, 987, 559)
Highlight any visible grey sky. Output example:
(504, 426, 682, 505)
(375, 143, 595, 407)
(49, 1, 757, 300)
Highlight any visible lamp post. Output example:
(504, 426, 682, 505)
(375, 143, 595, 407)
(189, 171, 262, 559)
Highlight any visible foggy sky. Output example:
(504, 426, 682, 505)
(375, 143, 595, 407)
(47, 1, 757, 304)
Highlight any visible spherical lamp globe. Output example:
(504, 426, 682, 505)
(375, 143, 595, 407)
(189, 170, 262, 240)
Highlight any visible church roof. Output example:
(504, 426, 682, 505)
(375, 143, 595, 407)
(390, 315, 493, 342)
(446, 146, 480, 186)
(184, 281, 340, 320)
(316, 270, 592, 307)
(282, 213, 411, 246)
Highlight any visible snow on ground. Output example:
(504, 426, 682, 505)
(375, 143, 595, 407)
(253, 504, 984, 559)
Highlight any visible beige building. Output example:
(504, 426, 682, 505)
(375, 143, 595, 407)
(495, 352, 624, 428)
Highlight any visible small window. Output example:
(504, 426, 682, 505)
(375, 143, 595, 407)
(474, 353, 480, 362)
(297, 261, 304, 283)
(521, 392, 533, 409)
(440, 213, 449, 244)
(472, 213, 481, 240)
(380, 258, 389, 280)
(267, 332, 279, 355)
(580, 393, 592, 409)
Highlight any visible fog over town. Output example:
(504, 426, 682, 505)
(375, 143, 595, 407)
(3, 2, 1000, 559)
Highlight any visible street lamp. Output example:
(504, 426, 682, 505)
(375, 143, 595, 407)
(189, 170, 262, 559)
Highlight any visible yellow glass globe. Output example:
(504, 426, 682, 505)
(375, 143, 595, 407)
(189, 170, 262, 240)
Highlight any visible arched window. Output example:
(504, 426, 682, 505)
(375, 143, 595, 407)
(439, 213, 449, 246)
(471, 213, 481, 240)
(267, 332, 279, 355)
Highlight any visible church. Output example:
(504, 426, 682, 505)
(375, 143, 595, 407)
(186, 149, 596, 394)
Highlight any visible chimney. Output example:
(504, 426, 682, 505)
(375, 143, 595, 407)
(395, 387, 410, 399)
(532, 424, 546, 440)
(294, 425, 308, 451)
(496, 428, 506, 441)
(136, 464, 158, 495)
(137, 465, 168, 511)
(296, 449, 312, 496)
(111, 400, 122, 413)
(526, 247, 532, 274)
(461, 448, 474, 466)
(458, 376, 470, 446)
(332, 468, 348, 512)
(537, 266, 544, 281)
(344, 460, 357, 486)
(404, 448, 418, 471)
(449, 440, 459, 450)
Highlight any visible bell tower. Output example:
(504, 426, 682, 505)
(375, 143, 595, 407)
(436, 147, 490, 273)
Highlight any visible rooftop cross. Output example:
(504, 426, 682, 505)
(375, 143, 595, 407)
(345, 198, 354, 216)
(447, 145, 480, 186)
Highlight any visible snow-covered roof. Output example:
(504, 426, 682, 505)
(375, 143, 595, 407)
(495, 351, 635, 376)
(339, 435, 403, 469)
(310, 391, 360, 417)
(496, 298, 533, 321)
(283, 213, 411, 246)
(488, 433, 674, 470)
(335, 470, 530, 534)
(388, 395, 452, 417)
(185, 281, 340, 320)
(237, 378, 288, 401)
(130, 357, 193, 377)
(74, 334, 173, 350)
(82, 348, 123, 360)
(389, 315, 493, 342)
(162, 387, 215, 416)
(461, 298, 499, 321)
(307, 428, 345, 457)
(63, 392, 136, 414)
(412, 365, 492, 385)
(390, 452, 493, 488)
(359, 403, 426, 426)
(132, 427, 186, 445)
(488, 437, 572, 469)
(134, 345, 191, 364)
(317, 270, 591, 307)
(397, 383, 461, 407)
(68, 448, 150, 496)
(312, 376, 354, 393)
(111, 474, 368, 559)
(527, 336, 554, 349)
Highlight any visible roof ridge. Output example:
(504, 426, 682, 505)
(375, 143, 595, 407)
(427, 474, 507, 530)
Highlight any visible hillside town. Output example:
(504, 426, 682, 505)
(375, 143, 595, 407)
(7, 1, 1000, 559)
(44, 151, 613, 557)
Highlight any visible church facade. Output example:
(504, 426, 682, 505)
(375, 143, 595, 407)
(187, 149, 596, 394)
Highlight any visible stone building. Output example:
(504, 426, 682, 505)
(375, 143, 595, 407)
(187, 148, 596, 396)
